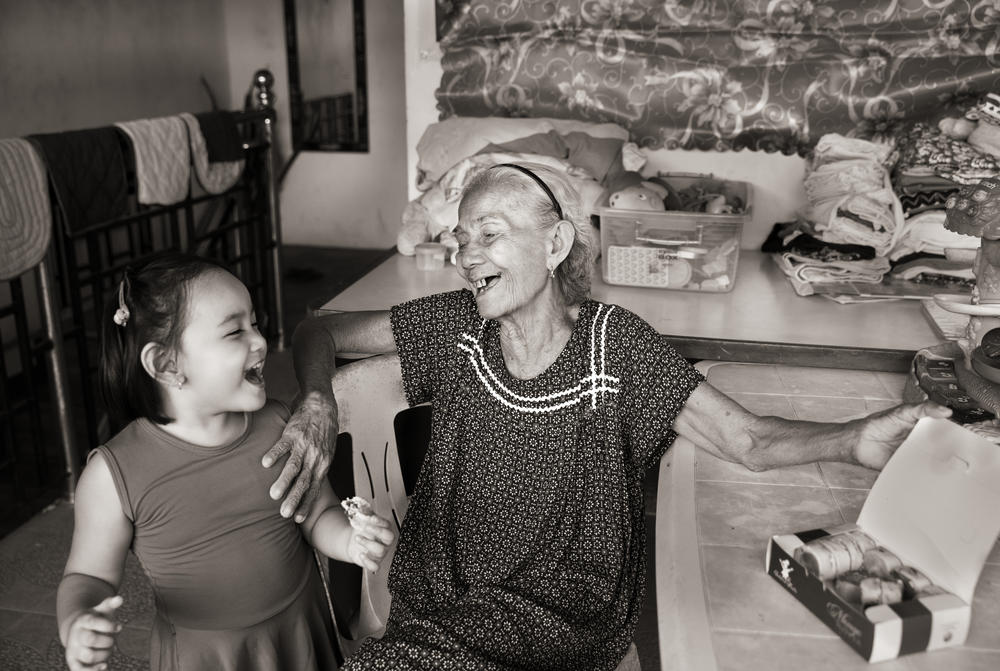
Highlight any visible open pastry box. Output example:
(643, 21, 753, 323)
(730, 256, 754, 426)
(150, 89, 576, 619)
(766, 417, 1000, 662)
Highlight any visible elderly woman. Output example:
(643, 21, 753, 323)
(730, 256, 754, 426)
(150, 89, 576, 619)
(264, 163, 948, 670)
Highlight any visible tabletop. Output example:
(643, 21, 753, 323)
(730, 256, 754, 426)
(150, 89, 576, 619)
(321, 250, 945, 372)
(656, 361, 1000, 670)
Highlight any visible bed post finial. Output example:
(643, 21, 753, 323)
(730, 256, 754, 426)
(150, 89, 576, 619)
(252, 69, 275, 111)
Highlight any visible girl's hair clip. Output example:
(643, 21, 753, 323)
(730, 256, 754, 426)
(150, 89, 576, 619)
(113, 276, 130, 327)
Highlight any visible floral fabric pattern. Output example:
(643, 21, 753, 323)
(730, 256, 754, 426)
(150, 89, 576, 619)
(435, 0, 1000, 155)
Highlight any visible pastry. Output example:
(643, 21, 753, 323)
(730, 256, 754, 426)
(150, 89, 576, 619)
(341, 496, 375, 528)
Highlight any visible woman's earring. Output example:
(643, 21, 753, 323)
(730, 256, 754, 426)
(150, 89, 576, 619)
(176, 375, 185, 390)
(548, 266, 555, 279)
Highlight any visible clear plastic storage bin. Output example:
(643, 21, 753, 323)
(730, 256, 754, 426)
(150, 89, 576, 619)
(598, 173, 752, 292)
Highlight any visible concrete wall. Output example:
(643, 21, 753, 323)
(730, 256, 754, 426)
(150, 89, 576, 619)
(399, 1, 808, 251)
(0, 0, 231, 136)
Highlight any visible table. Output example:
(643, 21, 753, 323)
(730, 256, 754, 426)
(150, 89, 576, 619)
(321, 250, 944, 372)
(656, 361, 1000, 671)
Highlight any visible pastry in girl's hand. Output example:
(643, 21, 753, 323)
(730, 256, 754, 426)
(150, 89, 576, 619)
(341, 496, 375, 528)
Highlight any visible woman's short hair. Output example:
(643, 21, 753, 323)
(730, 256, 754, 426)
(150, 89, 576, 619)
(99, 251, 228, 429)
(462, 163, 593, 305)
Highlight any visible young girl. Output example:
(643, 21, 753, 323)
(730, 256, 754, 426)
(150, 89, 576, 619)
(57, 252, 394, 671)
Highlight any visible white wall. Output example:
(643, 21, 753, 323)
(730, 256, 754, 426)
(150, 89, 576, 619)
(278, 0, 408, 249)
(399, 1, 808, 251)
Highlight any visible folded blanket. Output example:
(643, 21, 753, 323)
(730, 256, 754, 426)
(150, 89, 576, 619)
(194, 111, 245, 162)
(398, 151, 605, 255)
(0, 138, 52, 280)
(415, 116, 631, 190)
(29, 127, 128, 235)
(889, 210, 980, 261)
(772, 252, 891, 296)
(115, 116, 191, 206)
(180, 113, 244, 195)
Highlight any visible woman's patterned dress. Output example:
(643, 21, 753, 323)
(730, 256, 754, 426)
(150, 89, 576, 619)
(344, 290, 704, 671)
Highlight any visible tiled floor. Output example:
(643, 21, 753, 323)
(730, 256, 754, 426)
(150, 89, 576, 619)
(0, 244, 661, 669)
(668, 361, 1000, 671)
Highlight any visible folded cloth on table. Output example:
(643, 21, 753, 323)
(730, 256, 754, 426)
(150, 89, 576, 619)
(180, 113, 244, 194)
(805, 168, 903, 256)
(896, 122, 1000, 185)
(28, 127, 128, 235)
(889, 210, 980, 261)
(114, 116, 191, 206)
(811, 133, 896, 167)
(890, 256, 974, 281)
(0, 138, 52, 280)
(771, 252, 891, 297)
(761, 221, 876, 262)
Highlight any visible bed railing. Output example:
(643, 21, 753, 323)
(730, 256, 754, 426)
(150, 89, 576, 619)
(0, 70, 284, 518)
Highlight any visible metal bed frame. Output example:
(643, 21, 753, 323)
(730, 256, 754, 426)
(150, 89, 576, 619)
(0, 70, 285, 508)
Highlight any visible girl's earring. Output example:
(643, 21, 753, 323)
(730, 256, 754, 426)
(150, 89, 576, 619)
(548, 265, 555, 279)
(176, 375, 185, 390)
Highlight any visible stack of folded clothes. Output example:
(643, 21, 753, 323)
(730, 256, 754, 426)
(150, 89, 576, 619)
(765, 134, 903, 296)
(766, 121, 997, 299)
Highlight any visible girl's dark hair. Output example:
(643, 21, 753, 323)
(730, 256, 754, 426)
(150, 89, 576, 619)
(99, 251, 228, 429)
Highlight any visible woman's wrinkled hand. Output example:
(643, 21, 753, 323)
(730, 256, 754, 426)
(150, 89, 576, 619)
(852, 401, 952, 470)
(262, 392, 337, 523)
(347, 514, 396, 573)
(64, 595, 123, 671)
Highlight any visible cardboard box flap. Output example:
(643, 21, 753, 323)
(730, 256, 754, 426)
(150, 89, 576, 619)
(857, 417, 1000, 603)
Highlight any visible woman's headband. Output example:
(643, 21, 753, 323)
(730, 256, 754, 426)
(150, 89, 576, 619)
(494, 163, 564, 220)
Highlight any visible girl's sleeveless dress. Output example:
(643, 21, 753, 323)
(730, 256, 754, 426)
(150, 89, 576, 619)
(96, 399, 339, 671)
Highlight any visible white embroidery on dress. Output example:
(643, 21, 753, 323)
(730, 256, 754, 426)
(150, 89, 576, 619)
(458, 304, 621, 414)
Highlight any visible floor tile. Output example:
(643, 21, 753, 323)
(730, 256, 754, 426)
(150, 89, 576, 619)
(819, 461, 880, 490)
(700, 362, 788, 394)
(875, 371, 908, 400)
(775, 366, 892, 400)
(967, 562, 1000, 650)
(702, 545, 833, 636)
(905, 647, 1000, 671)
(695, 450, 824, 487)
(725, 391, 797, 418)
(712, 630, 916, 671)
(696, 481, 844, 548)
(829, 487, 869, 525)
(787, 395, 872, 422)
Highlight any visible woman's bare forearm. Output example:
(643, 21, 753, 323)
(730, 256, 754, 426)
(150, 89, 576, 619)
(290, 310, 396, 399)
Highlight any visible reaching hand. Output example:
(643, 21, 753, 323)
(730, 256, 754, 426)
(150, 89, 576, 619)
(262, 393, 337, 523)
(64, 595, 123, 671)
(852, 401, 952, 470)
(347, 514, 396, 573)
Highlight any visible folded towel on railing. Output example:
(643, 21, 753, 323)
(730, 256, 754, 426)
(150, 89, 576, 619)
(115, 116, 191, 206)
(28, 127, 128, 235)
(180, 113, 244, 195)
(0, 138, 52, 280)
(194, 111, 245, 162)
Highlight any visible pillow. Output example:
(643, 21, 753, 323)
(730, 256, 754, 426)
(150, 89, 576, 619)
(416, 116, 631, 190)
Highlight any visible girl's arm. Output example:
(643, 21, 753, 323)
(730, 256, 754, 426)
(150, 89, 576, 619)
(673, 382, 951, 471)
(57, 452, 134, 669)
(299, 479, 395, 573)
(263, 310, 396, 523)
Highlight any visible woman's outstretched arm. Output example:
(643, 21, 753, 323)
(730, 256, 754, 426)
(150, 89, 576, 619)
(673, 381, 952, 472)
(263, 309, 395, 522)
